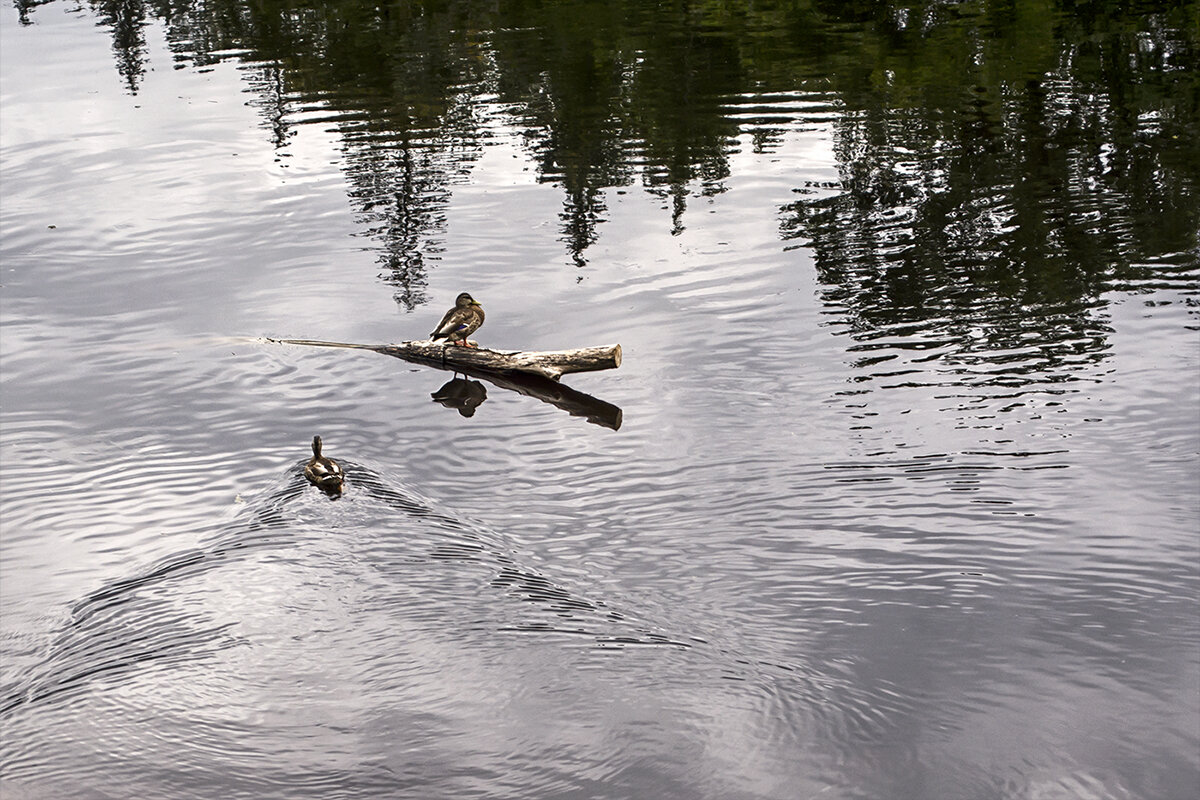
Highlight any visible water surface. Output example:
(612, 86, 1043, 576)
(2, 2, 1198, 799)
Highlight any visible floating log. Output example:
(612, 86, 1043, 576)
(269, 338, 623, 430)
(272, 339, 620, 381)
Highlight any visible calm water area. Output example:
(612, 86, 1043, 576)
(1, 1, 1198, 798)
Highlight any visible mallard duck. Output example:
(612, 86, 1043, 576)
(304, 435, 345, 493)
(430, 292, 484, 347)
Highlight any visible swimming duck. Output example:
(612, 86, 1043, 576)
(430, 292, 484, 347)
(304, 435, 345, 493)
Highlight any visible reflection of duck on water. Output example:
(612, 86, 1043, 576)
(430, 292, 484, 347)
(304, 435, 345, 495)
(432, 375, 488, 417)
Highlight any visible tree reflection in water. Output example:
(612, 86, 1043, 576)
(34, 0, 1198, 349)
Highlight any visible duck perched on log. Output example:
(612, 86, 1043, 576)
(304, 435, 345, 494)
(430, 292, 484, 347)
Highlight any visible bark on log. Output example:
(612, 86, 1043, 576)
(272, 339, 620, 381)
(268, 338, 623, 430)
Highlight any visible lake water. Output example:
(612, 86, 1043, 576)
(1, 2, 1198, 799)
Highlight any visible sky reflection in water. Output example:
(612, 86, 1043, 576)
(1, 2, 1198, 799)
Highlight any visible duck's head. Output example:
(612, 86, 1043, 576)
(456, 292, 481, 308)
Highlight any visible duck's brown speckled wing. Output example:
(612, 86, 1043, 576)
(431, 306, 465, 338)
(432, 305, 484, 341)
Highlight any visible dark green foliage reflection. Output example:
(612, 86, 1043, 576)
(25, 0, 1199, 322)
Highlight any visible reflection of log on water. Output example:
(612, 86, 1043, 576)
(462, 366, 623, 430)
(270, 338, 623, 430)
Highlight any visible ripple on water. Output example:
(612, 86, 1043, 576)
(0, 457, 863, 800)
(3, 4, 1198, 799)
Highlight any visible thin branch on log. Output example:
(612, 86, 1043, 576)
(268, 338, 623, 430)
